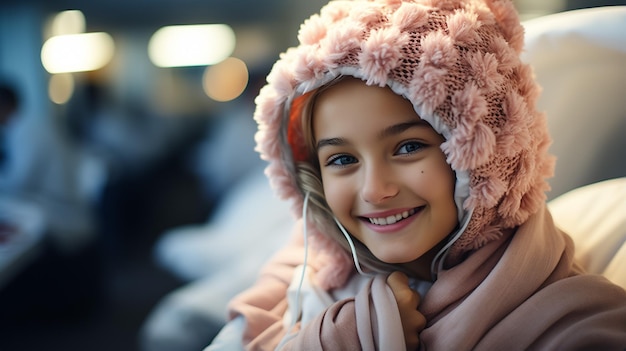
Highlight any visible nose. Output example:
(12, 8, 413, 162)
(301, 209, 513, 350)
(360, 164, 399, 204)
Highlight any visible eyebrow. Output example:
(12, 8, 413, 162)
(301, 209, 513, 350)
(379, 119, 431, 139)
(316, 119, 430, 150)
(316, 137, 345, 150)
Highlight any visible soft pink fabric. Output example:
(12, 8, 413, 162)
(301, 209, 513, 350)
(228, 205, 626, 350)
(227, 224, 406, 351)
(419, 204, 626, 350)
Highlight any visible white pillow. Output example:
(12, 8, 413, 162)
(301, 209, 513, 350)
(548, 177, 626, 289)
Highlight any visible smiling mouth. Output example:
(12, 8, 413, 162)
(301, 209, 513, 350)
(364, 207, 421, 226)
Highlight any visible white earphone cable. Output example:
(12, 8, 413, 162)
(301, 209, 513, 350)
(275, 192, 311, 350)
(333, 217, 372, 277)
(430, 208, 474, 278)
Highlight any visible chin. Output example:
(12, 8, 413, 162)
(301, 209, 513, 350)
(375, 252, 421, 265)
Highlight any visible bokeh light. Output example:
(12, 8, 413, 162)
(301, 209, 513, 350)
(48, 73, 75, 104)
(41, 32, 115, 73)
(202, 57, 249, 102)
(148, 24, 236, 68)
(49, 10, 86, 36)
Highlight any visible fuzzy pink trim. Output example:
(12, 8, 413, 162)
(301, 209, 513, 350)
(350, 2, 386, 25)
(321, 22, 364, 67)
(467, 52, 503, 91)
(360, 27, 409, 87)
(484, 0, 525, 53)
(307, 226, 354, 290)
(467, 176, 507, 209)
(489, 36, 520, 73)
(392, 2, 430, 31)
(447, 9, 481, 44)
(420, 31, 457, 69)
(298, 14, 328, 46)
(409, 65, 448, 117)
(320, 1, 352, 23)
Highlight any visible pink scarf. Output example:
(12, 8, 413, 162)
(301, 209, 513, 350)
(420, 205, 626, 350)
(228, 205, 626, 350)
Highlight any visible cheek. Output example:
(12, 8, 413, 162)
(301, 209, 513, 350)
(321, 175, 351, 217)
(431, 160, 459, 222)
(416, 158, 456, 204)
(431, 152, 455, 185)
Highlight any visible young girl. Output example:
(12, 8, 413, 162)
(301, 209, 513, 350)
(212, 0, 626, 349)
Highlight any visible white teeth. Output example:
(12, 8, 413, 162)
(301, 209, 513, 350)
(368, 208, 416, 226)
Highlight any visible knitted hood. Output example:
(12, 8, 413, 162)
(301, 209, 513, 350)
(254, 0, 554, 288)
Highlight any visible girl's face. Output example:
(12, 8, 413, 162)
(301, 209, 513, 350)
(312, 78, 458, 266)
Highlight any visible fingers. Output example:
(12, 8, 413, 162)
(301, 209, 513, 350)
(413, 307, 427, 331)
(387, 271, 410, 288)
(387, 271, 426, 329)
(387, 271, 420, 308)
(387, 271, 427, 351)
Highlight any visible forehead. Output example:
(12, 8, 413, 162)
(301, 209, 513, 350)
(311, 78, 427, 138)
(313, 78, 415, 117)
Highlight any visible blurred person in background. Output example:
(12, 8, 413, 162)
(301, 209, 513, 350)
(0, 79, 95, 251)
(0, 77, 102, 324)
(0, 82, 20, 171)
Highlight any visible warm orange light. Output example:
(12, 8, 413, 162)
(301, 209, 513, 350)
(202, 57, 249, 102)
(48, 73, 75, 104)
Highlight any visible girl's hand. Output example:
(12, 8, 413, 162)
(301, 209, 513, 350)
(387, 271, 427, 351)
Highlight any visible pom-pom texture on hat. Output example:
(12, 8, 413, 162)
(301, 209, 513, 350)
(254, 0, 554, 289)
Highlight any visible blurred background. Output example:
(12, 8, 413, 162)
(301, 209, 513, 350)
(0, 0, 623, 350)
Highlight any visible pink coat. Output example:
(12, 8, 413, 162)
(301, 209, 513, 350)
(228, 205, 626, 350)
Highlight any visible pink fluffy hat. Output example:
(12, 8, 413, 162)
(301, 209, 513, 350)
(253, 0, 554, 288)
